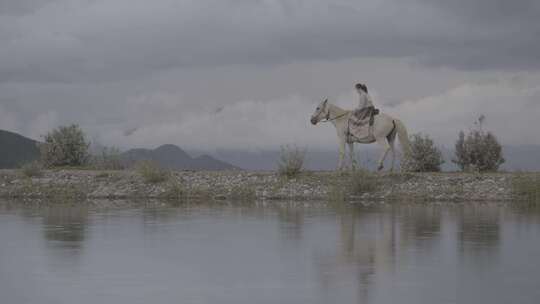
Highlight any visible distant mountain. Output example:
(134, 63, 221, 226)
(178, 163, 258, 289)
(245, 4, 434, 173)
(122, 144, 239, 170)
(0, 130, 40, 168)
(203, 145, 540, 172)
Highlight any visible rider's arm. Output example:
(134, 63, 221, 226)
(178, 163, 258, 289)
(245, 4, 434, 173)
(365, 93, 374, 108)
(358, 93, 369, 109)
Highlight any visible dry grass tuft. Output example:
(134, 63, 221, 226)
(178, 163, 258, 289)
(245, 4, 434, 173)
(135, 160, 169, 184)
(20, 161, 44, 178)
(278, 145, 306, 179)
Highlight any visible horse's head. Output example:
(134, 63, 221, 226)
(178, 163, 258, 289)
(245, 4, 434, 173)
(310, 99, 328, 125)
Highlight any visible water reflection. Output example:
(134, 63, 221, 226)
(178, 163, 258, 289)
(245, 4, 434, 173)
(42, 205, 88, 247)
(457, 205, 501, 267)
(39, 204, 90, 270)
(0, 200, 539, 304)
(399, 205, 442, 253)
(276, 204, 305, 242)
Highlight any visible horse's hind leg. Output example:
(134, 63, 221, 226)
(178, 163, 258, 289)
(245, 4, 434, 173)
(389, 140, 396, 172)
(375, 137, 391, 172)
(388, 132, 397, 172)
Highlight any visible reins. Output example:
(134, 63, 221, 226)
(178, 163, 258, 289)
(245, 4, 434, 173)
(320, 111, 349, 123)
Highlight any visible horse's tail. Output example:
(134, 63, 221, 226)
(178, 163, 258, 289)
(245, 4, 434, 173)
(394, 119, 411, 157)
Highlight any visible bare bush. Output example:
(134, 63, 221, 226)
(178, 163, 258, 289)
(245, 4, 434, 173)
(452, 117, 505, 172)
(39, 124, 90, 168)
(402, 133, 444, 172)
(278, 145, 306, 178)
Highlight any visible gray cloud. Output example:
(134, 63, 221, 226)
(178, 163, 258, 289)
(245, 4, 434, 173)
(0, 0, 55, 16)
(417, 0, 540, 23)
(1, 0, 540, 151)
(1, 0, 539, 84)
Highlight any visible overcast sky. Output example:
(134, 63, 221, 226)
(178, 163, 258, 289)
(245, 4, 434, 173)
(1, 0, 539, 151)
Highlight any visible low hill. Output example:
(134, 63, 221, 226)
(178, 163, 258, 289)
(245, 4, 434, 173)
(0, 130, 40, 168)
(122, 144, 239, 170)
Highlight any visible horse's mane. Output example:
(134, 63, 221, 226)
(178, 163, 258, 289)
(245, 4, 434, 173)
(328, 103, 351, 114)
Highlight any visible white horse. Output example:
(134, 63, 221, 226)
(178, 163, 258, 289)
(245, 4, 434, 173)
(310, 99, 411, 171)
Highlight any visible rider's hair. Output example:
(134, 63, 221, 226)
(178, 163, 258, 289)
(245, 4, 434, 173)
(355, 83, 368, 93)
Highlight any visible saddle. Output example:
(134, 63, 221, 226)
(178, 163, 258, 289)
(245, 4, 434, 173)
(347, 106, 379, 143)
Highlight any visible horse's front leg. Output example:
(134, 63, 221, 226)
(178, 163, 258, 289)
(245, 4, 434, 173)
(348, 142, 357, 170)
(337, 138, 346, 171)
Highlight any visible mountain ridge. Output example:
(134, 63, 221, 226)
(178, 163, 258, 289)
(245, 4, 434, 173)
(122, 144, 239, 170)
(0, 129, 40, 168)
(0, 129, 238, 170)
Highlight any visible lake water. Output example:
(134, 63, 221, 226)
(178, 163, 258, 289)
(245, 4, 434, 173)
(1, 200, 540, 304)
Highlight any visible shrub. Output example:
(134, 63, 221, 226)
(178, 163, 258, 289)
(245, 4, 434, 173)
(20, 161, 44, 178)
(90, 146, 125, 170)
(135, 160, 169, 184)
(452, 126, 505, 172)
(39, 124, 90, 167)
(278, 145, 306, 178)
(402, 133, 444, 172)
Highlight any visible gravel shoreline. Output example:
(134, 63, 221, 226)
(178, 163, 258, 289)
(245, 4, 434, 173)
(0, 169, 529, 202)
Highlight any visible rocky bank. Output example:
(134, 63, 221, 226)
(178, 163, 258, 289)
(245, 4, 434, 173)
(0, 169, 531, 202)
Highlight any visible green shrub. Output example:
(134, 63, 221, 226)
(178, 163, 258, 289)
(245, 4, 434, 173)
(135, 160, 169, 184)
(39, 124, 90, 168)
(278, 145, 306, 178)
(452, 116, 505, 172)
(20, 161, 44, 178)
(402, 133, 444, 172)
